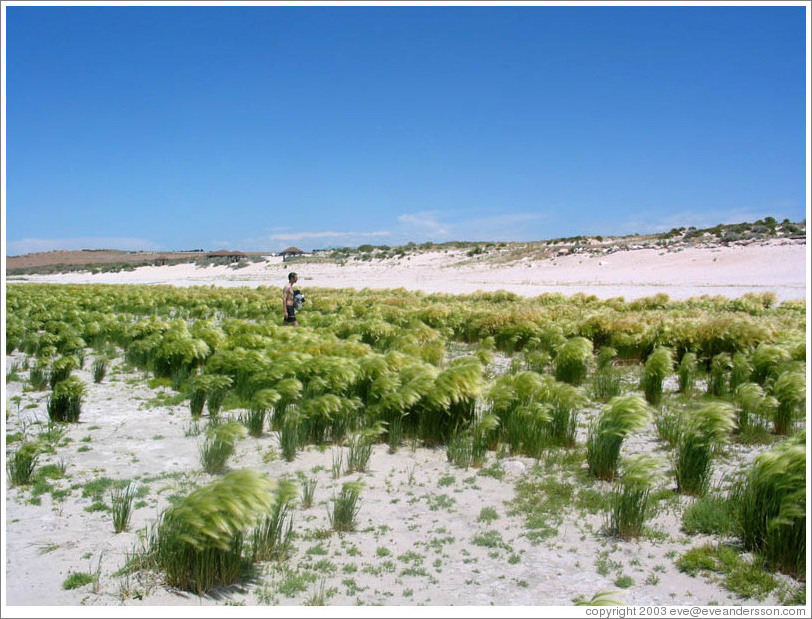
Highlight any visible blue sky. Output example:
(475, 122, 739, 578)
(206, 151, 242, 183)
(3, 2, 809, 255)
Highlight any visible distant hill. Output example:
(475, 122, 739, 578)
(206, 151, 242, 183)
(5, 218, 805, 275)
(5, 249, 267, 275)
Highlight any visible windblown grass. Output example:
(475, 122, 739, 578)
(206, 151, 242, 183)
(6, 442, 40, 486)
(587, 395, 651, 481)
(733, 432, 806, 578)
(674, 402, 737, 496)
(329, 481, 363, 532)
(641, 347, 673, 405)
(606, 455, 664, 539)
(146, 469, 274, 594)
(200, 421, 246, 474)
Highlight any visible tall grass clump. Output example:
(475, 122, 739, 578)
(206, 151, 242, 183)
(750, 344, 791, 386)
(606, 455, 664, 539)
(386, 414, 405, 453)
(91, 358, 108, 384)
(200, 421, 247, 474)
(769, 371, 805, 435)
(280, 408, 301, 463)
(29, 362, 49, 391)
(250, 479, 298, 562)
(674, 402, 737, 496)
(146, 469, 274, 594)
(706, 353, 732, 397)
(654, 406, 684, 447)
(554, 337, 593, 385)
(734, 382, 776, 437)
(205, 375, 233, 420)
(587, 396, 651, 481)
(733, 432, 805, 578)
(590, 347, 622, 402)
(446, 428, 474, 469)
(110, 483, 136, 533)
(47, 377, 86, 423)
(641, 347, 673, 405)
(6, 442, 40, 486)
(49, 355, 79, 389)
(240, 387, 280, 438)
(547, 380, 588, 448)
(345, 424, 384, 474)
(729, 352, 752, 391)
(677, 352, 698, 395)
(329, 480, 363, 532)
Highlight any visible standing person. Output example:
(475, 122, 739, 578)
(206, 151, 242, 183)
(283, 272, 299, 326)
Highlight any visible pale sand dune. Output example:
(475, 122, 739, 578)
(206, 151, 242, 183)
(9, 238, 808, 302)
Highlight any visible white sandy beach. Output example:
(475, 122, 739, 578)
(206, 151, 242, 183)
(3, 238, 808, 616)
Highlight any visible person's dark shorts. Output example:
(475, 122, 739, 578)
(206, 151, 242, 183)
(284, 305, 296, 323)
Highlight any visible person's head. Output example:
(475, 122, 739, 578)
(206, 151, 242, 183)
(288, 272, 298, 283)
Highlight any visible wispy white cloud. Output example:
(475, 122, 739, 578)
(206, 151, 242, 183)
(268, 230, 391, 242)
(5, 237, 164, 256)
(396, 210, 550, 242)
(240, 229, 393, 251)
(396, 212, 451, 237)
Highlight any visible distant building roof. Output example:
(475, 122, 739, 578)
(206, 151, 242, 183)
(280, 246, 304, 255)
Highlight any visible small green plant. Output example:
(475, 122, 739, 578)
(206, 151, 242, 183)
(477, 507, 499, 524)
(574, 590, 624, 606)
(301, 476, 317, 509)
(62, 571, 97, 590)
(62, 554, 102, 591)
(682, 493, 737, 536)
(199, 420, 246, 474)
(330, 447, 344, 478)
(91, 358, 108, 383)
(6, 442, 40, 486)
(110, 483, 136, 533)
(329, 480, 363, 532)
(677, 544, 778, 600)
(614, 575, 634, 588)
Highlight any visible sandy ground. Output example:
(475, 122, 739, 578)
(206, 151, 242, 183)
(2, 239, 808, 617)
(8, 238, 808, 302)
